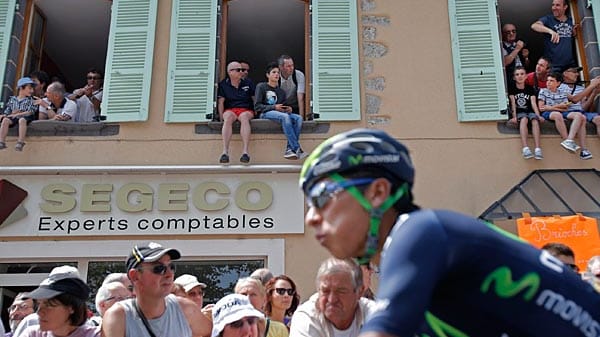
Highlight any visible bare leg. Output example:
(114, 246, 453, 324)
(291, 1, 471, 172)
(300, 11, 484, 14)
(0, 118, 12, 142)
(221, 110, 237, 154)
(567, 112, 583, 142)
(519, 117, 529, 147)
(531, 119, 541, 149)
(550, 111, 569, 139)
(18, 118, 27, 142)
(238, 111, 254, 155)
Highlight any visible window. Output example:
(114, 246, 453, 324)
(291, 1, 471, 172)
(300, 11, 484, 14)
(164, 0, 361, 123)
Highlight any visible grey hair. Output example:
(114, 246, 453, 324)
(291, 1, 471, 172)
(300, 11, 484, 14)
(315, 257, 363, 291)
(277, 54, 293, 66)
(250, 268, 273, 285)
(102, 273, 127, 285)
(48, 81, 66, 95)
(587, 255, 600, 273)
(95, 282, 126, 315)
(235, 277, 266, 296)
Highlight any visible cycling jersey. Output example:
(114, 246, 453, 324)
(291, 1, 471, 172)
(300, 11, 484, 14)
(362, 209, 600, 337)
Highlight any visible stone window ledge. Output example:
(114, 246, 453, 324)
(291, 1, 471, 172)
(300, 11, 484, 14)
(497, 120, 598, 135)
(195, 120, 330, 134)
(7, 120, 119, 137)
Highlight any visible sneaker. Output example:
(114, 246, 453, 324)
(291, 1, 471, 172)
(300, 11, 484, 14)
(14, 141, 25, 152)
(240, 153, 250, 163)
(219, 153, 229, 163)
(0, 142, 6, 150)
(284, 148, 298, 159)
(580, 149, 593, 160)
(560, 139, 578, 153)
(522, 147, 533, 159)
(297, 148, 308, 160)
(534, 148, 543, 160)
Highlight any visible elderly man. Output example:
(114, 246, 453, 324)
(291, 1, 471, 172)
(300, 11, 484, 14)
(91, 282, 131, 326)
(278, 55, 305, 120)
(531, 0, 577, 72)
(102, 272, 134, 296)
(5, 293, 36, 337)
(101, 242, 212, 337)
(174, 274, 207, 308)
(38, 82, 78, 121)
(289, 258, 375, 337)
(501, 23, 529, 86)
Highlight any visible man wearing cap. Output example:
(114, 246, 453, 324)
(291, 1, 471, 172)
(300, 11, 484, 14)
(559, 67, 600, 159)
(20, 265, 98, 337)
(212, 294, 265, 337)
(101, 242, 212, 337)
(174, 274, 207, 308)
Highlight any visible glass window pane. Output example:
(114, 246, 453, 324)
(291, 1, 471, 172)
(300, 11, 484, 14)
(0, 262, 76, 274)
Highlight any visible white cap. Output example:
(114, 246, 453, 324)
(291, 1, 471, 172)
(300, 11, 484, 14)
(211, 294, 264, 337)
(174, 274, 207, 293)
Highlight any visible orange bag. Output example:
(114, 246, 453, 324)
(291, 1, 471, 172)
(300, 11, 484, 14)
(516, 213, 600, 272)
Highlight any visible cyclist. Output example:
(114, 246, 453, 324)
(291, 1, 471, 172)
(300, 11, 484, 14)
(299, 128, 600, 337)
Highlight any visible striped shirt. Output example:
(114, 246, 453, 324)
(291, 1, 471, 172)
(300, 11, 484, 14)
(3, 96, 36, 116)
(537, 86, 569, 107)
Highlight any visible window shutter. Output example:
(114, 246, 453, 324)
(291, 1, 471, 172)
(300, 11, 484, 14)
(448, 0, 507, 121)
(593, 2, 600, 56)
(312, 0, 360, 121)
(0, 0, 16, 91)
(164, 0, 217, 122)
(101, 0, 158, 122)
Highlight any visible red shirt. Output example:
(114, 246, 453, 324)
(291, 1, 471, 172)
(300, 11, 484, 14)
(525, 72, 546, 89)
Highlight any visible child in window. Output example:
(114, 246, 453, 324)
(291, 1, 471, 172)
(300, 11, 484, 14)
(509, 66, 544, 159)
(0, 77, 38, 151)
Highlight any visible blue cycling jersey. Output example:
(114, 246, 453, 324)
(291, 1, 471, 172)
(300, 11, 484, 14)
(362, 209, 600, 337)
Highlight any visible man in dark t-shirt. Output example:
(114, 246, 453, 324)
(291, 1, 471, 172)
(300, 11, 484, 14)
(299, 128, 600, 337)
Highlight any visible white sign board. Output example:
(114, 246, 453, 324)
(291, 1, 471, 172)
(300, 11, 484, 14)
(0, 173, 305, 236)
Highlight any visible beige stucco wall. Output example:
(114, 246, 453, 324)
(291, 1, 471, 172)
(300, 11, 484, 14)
(1, 0, 599, 299)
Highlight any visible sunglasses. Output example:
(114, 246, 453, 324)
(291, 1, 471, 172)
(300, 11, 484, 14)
(230, 68, 248, 72)
(105, 295, 131, 302)
(87, 76, 102, 80)
(503, 30, 516, 34)
(306, 178, 375, 209)
(7, 303, 31, 313)
(137, 262, 176, 275)
(274, 287, 295, 296)
(229, 317, 258, 328)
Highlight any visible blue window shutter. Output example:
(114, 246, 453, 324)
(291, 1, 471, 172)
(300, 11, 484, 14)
(593, 2, 600, 56)
(0, 0, 16, 89)
(448, 0, 507, 121)
(101, 0, 158, 122)
(164, 0, 217, 123)
(312, 0, 360, 121)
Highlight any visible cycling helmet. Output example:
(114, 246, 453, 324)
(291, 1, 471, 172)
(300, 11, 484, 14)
(300, 128, 414, 194)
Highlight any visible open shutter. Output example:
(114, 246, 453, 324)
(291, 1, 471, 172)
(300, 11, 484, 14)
(593, 2, 600, 56)
(164, 0, 217, 122)
(101, 0, 157, 122)
(312, 0, 360, 121)
(448, 0, 506, 121)
(0, 0, 16, 91)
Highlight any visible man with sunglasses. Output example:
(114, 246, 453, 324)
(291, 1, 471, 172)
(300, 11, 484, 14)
(501, 23, 530, 87)
(68, 68, 104, 122)
(101, 242, 212, 337)
(299, 128, 600, 337)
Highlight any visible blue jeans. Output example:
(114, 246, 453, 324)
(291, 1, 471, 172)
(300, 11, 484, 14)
(260, 110, 303, 151)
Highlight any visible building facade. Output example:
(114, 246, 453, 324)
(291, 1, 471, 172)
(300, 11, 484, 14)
(1, 0, 600, 325)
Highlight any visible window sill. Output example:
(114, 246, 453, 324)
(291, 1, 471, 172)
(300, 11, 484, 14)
(195, 119, 330, 134)
(7, 120, 119, 137)
(497, 120, 598, 135)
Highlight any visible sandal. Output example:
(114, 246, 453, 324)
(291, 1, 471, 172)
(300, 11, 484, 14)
(0, 142, 6, 150)
(219, 153, 230, 164)
(15, 141, 25, 152)
(240, 153, 250, 163)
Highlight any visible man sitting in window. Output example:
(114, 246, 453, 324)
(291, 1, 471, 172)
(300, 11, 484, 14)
(38, 82, 78, 122)
(278, 55, 305, 120)
(217, 61, 256, 164)
(69, 68, 104, 122)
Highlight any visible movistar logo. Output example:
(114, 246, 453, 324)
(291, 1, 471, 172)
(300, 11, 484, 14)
(348, 154, 363, 165)
(421, 311, 469, 337)
(480, 266, 540, 301)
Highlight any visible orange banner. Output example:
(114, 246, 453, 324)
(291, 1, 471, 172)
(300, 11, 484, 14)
(516, 213, 600, 272)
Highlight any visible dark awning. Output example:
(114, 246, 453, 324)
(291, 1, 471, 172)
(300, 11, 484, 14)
(480, 169, 600, 221)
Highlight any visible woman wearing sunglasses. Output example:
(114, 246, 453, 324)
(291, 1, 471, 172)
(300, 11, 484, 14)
(212, 294, 265, 337)
(264, 275, 300, 329)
